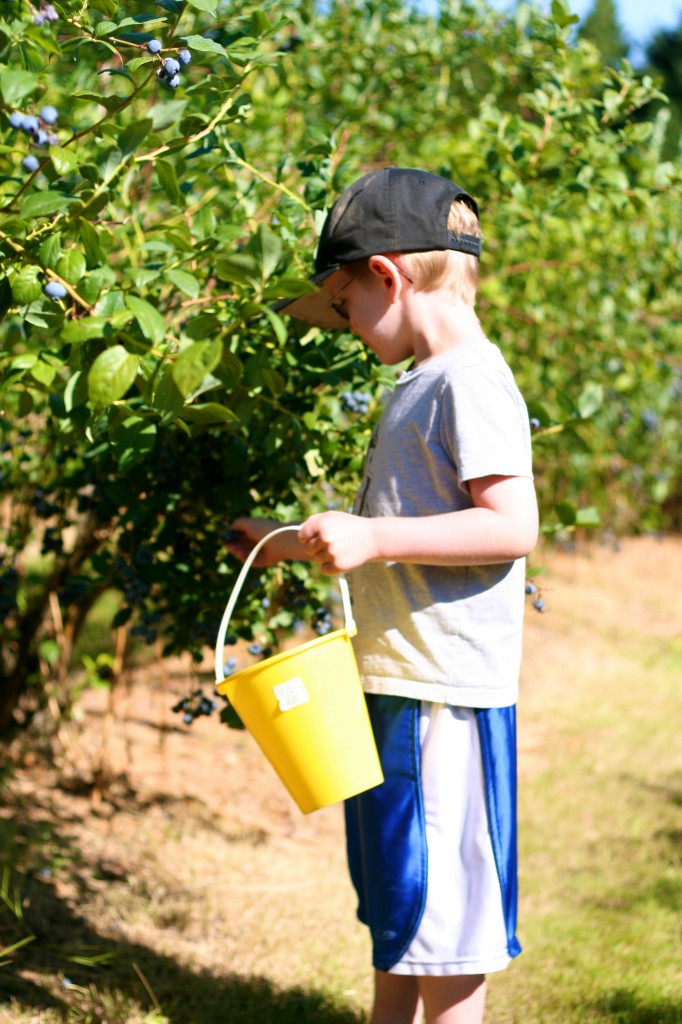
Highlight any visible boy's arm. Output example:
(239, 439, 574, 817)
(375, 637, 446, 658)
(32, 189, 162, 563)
(298, 474, 538, 574)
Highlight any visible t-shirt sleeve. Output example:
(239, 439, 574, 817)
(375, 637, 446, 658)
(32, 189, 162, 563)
(439, 364, 533, 491)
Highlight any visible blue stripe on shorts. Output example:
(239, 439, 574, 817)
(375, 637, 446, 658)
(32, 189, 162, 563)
(344, 694, 521, 972)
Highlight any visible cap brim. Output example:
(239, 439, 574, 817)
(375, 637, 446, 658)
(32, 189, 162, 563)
(272, 269, 349, 330)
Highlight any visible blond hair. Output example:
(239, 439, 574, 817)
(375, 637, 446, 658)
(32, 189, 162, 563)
(396, 200, 481, 306)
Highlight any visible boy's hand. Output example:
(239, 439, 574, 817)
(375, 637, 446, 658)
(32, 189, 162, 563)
(298, 511, 378, 574)
(225, 518, 300, 567)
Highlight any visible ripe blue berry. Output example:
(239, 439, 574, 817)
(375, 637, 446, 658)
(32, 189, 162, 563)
(8, 112, 24, 129)
(525, 582, 537, 595)
(147, 39, 162, 53)
(163, 57, 180, 75)
(39, 105, 58, 125)
(533, 597, 545, 613)
(34, 128, 49, 147)
(20, 115, 39, 135)
(22, 155, 40, 173)
(43, 281, 67, 300)
(177, 48, 191, 65)
(167, 74, 180, 88)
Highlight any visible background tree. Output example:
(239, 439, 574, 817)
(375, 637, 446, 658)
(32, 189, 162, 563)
(1, 0, 680, 736)
(578, 0, 629, 67)
(645, 21, 682, 160)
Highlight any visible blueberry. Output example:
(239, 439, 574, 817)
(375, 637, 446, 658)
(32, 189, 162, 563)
(177, 48, 191, 65)
(44, 4, 58, 20)
(221, 528, 242, 543)
(247, 643, 263, 656)
(33, 12, 45, 24)
(163, 57, 180, 75)
(39, 105, 58, 125)
(34, 128, 49, 147)
(525, 582, 537, 595)
(22, 155, 40, 173)
(43, 281, 67, 300)
(8, 112, 24, 129)
(529, 417, 541, 430)
(533, 597, 545, 613)
(147, 38, 162, 53)
(167, 74, 180, 88)
(20, 115, 39, 135)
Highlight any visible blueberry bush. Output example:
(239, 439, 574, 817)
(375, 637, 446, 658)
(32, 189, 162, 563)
(1, 0, 680, 732)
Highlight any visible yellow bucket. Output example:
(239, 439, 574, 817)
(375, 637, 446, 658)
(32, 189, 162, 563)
(214, 526, 384, 814)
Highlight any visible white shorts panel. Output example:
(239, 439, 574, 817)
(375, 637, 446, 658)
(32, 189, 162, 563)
(389, 703, 511, 976)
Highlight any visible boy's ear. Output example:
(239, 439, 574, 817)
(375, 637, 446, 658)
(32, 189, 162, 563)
(367, 254, 400, 293)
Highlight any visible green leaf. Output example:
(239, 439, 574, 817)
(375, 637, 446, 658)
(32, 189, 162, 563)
(11, 266, 42, 305)
(179, 402, 238, 424)
(20, 192, 76, 219)
(577, 382, 603, 419)
(0, 70, 39, 105)
(181, 34, 229, 58)
(215, 254, 260, 286)
(575, 507, 601, 528)
(165, 269, 200, 298)
(118, 118, 153, 158)
(56, 250, 87, 284)
(11, 354, 38, 370)
(154, 366, 184, 416)
(38, 234, 62, 269)
(249, 226, 282, 281)
(262, 306, 288, 346)
(111, 414, 157, 470)
(30, 359, 56, 387)
(172, 339, 223, 397)
(88, 346, 139, 409)
(261, 278, 315, 301)
(555, 501, 577, 527)
(185, 0, 217, 13)
(50, 146, 80, 176)
(61, 318, 108, 343)
(125, 295, 167, 345)
(95, 19, 119, 36)
(64, 371, 89, 412)
(304, 448, 325, 477)
(259, 366, 285, 397)
(183, 313, 221, 340)
(155, 159, 184, 206)
(79, 219, 103, 267)
(149, 99, 188, 131)
(94, 290, 127, 318)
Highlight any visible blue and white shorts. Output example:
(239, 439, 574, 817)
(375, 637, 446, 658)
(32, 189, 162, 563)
(344, 696, 522, 976)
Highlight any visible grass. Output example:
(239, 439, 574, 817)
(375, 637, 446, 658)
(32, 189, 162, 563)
(1, 535, 681, 1023)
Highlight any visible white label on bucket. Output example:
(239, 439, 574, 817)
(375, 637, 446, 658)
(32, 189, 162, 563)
(273, 676, 309, 712)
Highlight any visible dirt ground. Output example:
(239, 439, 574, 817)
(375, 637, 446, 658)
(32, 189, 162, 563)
(1, 534, 681, 1021)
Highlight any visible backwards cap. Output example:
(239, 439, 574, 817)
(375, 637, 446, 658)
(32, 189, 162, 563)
(274, 166, 480, 329)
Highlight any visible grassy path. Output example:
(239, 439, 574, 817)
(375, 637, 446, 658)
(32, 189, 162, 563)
(1, 536, 681, 1023)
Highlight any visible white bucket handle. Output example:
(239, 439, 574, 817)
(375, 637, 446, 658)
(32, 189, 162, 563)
(215, 524, 357, 684)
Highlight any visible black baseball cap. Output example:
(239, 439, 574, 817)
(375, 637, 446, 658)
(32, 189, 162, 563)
(274, 166, 481, 329)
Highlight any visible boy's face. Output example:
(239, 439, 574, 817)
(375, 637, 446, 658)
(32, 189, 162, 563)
(322, 261, 414, 365)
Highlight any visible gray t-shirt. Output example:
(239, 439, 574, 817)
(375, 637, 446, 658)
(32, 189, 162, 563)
(350, 337, 533, 708)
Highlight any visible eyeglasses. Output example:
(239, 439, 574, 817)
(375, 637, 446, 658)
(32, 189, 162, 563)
(327, 262, 414, 321)
(328, 268, 364, 321)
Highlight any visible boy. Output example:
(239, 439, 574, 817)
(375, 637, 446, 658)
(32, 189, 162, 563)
(227, 167, 538, 1024)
